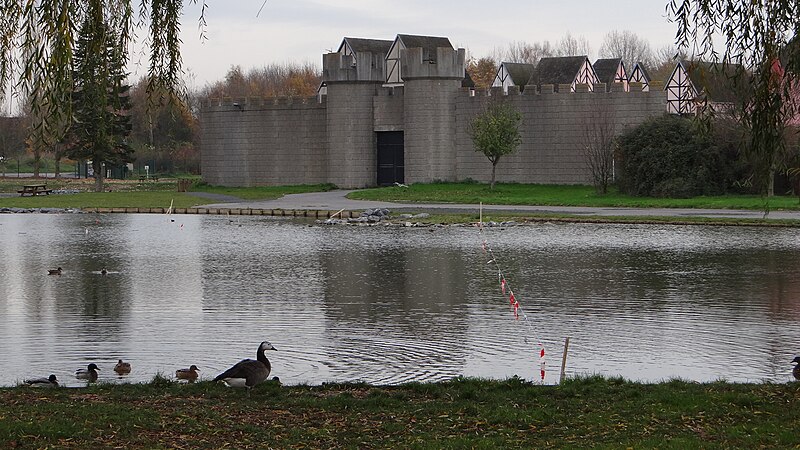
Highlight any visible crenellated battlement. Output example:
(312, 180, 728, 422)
(323, 51, 386, 83)
(400, 47, 465, 80)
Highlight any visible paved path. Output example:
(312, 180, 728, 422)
(198, 190, 800, 221)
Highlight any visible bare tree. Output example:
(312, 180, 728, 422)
(582, 99, 617, 194)
(503, 41, 554, 65)
(598, 30, 654, 66)
(650, 45, 688, 82)
(555, 33, 592, 57)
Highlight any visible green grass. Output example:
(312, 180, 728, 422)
(1, 377, 797, 448)
(0, 192, 205, 209)
(193, 182, 337, 200)
(349, 183, 800, 210)
(0, 180, 337, 209)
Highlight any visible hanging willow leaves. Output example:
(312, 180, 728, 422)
(667, 0, 800, 196)
(0, 0, 209, 148)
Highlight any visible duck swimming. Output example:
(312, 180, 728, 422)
(793, 356, 800, 380)
(24, 374, 59, 387)
(214, 341, 277, 396)
(100, 268, 108, 275)
(75, 363, 100, 381)
(114, 359, 131, 375)
(176, 365, 200, 382)
(48, 267, 62, 275)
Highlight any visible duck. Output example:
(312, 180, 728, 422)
(48, 267, 62, 275)
(75, 363, 100, 381)
(793, 356, 800, 380)
(24, 374, 59, 387)
(213, 341, 277, 396)
(175, 365, 200, 382)
(114, 359, 131, 375)
(100, 268, 108, 275)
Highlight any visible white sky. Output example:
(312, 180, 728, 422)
(163, 0, 679, 90)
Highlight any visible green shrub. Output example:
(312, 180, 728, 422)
(617, 115, 746, 197)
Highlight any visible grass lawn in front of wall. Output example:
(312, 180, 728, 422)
(0, 192, 204, 209)
(348, 183, 800, 210)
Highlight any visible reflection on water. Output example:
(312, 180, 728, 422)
(1, 214, 799, 387)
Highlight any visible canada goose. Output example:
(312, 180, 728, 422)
(48, 267, 62, 275)
(75, 363, 100, 381)
(114, 359, 131, 375)
(176, 365, 200, 382)
(214, 341, 277, 396)
(793, 356, 800, 380)
(24, 374, 59, 387)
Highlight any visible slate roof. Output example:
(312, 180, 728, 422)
(529, 56, 588, 85)
(682, 60, 747, 103)
(396, 34, 453, 62)
(501, 62, 536, 87)
(341, 37, 393, 56)
(593, 58, 622, 84)
(462, 70, 475, 88)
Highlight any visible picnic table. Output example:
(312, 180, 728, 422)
(138, 175, 160, 182)
(17, 184, 53, 196)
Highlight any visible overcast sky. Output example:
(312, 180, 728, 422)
(164, 0, 679, 89)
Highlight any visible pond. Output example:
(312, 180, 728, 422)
(1, 213, 799, 387)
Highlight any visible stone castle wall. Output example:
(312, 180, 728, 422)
(200, 78, 667, 187)
(201, 97, 327, 186)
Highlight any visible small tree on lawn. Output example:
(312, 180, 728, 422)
(469, 100, 522, 189)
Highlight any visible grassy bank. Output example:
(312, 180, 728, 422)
(1, 377, 797, 448)
(0, 178, 336, 209)
(349, 183, 800, 210)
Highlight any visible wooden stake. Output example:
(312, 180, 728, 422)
(559, 336, 570, 384)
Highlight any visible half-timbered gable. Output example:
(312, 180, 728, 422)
(492, 62, 536, 93)
(530, 56, 600, 92)
(628, 62, 651, 91)
(665, 61, 697, 114)
(385, 34, 453, 85)
(593, 58, 627, 91)
(666, 61, 745, 115)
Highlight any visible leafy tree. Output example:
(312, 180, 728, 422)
(66, 3, 133, 192)
(617, 115, 745, 197)
(201, 62, 322, 99)
(0, 1, 192, 148)
(466, 57, 497, 90)
(469, 100, 522, 189)
(668, 0, 799, 196)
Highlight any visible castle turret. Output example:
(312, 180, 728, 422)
(401, 47, 465, 183)
(323, 51, 386, 188)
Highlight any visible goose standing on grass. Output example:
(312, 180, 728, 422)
(176, 365, 200, 382)
(24, 374, 59, 387)
(793, 356, 800, 380)
(114, 359, 131, 375)
(214, 341, 277, 396)
(48, 267, 62, 275)
(75, 363, 100, 381)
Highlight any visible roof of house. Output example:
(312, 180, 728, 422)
(529, 56, 589, 85)
(629, 62, 652, 82)
(395, 34, 453, 62)
(593, 58, 622, 84)
(462, 70, 475, 88)
(396, 34, 453, 51)
(501, 62, 536, 86)
(681, 60, 747, 103)
(341, 37, 393, 56)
